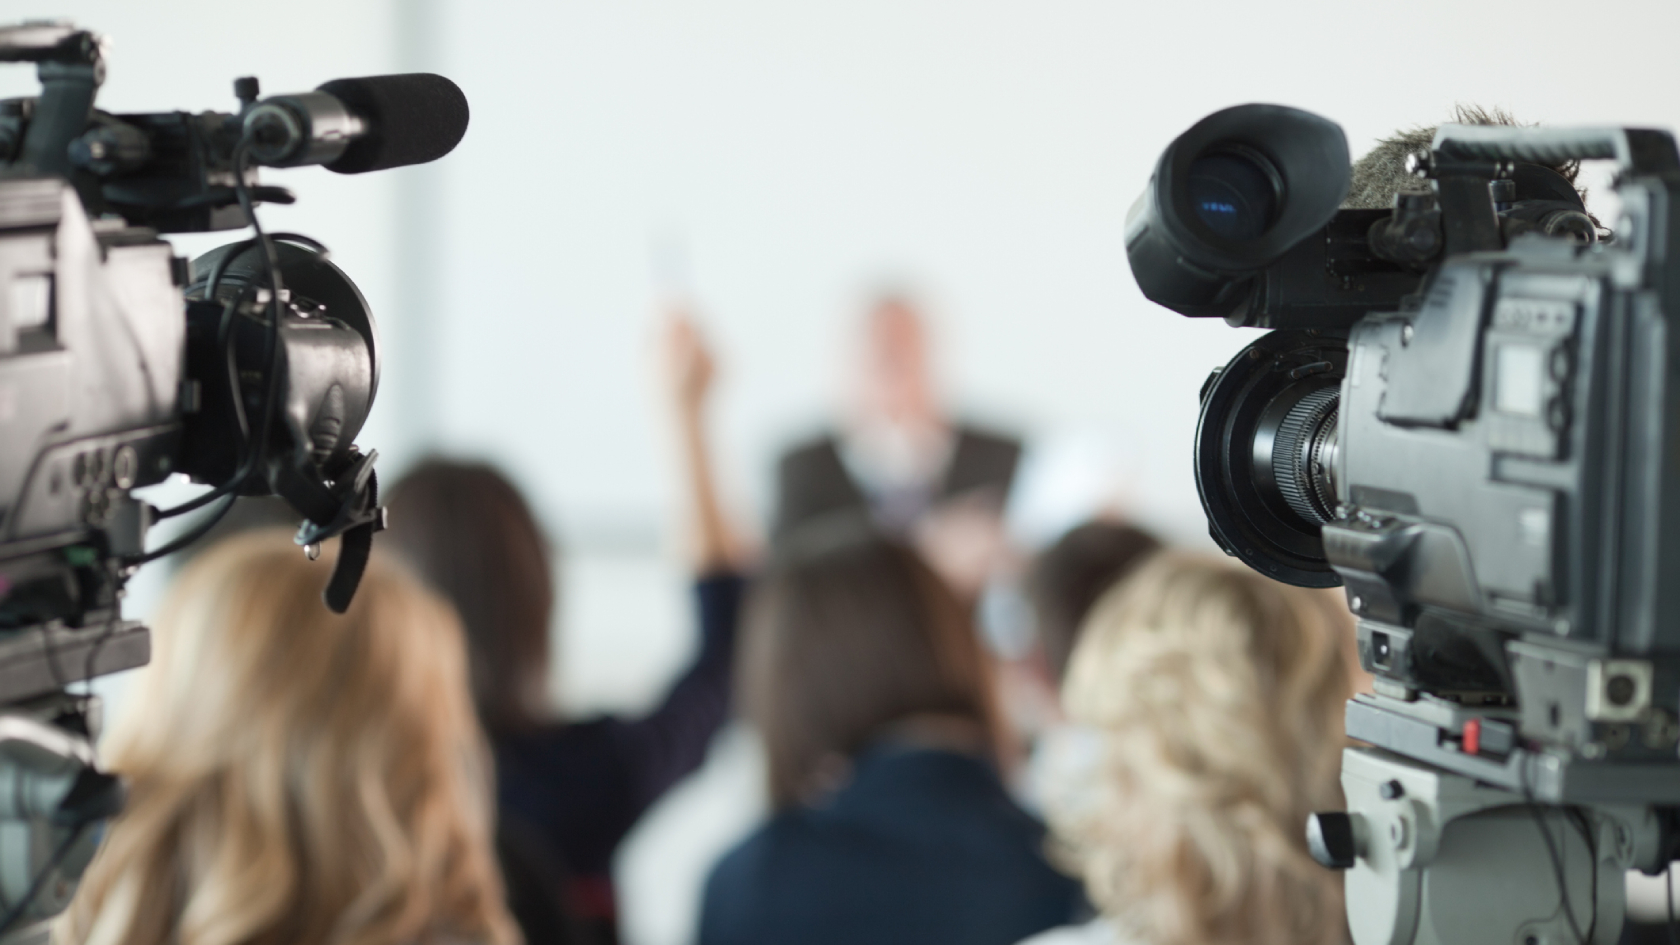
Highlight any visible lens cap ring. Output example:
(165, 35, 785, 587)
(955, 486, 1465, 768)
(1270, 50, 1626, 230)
(1194, 330, 1346, 588)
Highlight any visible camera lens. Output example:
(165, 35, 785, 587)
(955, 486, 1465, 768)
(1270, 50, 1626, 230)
(1187, 149, 1281, 241)
(1255, 384, 1340, 527)
(1196, 331, 1346, 587)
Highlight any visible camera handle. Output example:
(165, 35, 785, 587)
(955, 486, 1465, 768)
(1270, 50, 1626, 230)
(0, 25, 103, 180)
(1434, 124, 1680, 177)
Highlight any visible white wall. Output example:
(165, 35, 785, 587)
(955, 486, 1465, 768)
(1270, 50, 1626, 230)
(424, 0, 1680, 549)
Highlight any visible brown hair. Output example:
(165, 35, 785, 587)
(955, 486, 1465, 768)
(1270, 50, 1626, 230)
(384, 458, 554, 734)
(1051, 552, 1352, 945)
(59, 531, 518, 945)
(741, 517, 1000, 807)
(1026, 520, 1162, 684)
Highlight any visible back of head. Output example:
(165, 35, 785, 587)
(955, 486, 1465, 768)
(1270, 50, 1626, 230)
(61, 531, 517, 945)
(742, 516, 998, 807)
(1026, 520, 1162, 684)
(1053, 552, 1351, 945)
(383, 458, 554, 733)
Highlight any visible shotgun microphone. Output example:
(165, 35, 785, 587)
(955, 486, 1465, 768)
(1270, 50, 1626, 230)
(243, 73, 469, 173)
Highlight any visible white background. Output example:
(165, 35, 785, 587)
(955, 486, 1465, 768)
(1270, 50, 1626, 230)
(10, 1, 1680, 942)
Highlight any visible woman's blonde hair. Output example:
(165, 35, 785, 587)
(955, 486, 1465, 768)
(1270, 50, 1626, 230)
(57, 531, 519, 945)
(1053, 551, 1352, 945)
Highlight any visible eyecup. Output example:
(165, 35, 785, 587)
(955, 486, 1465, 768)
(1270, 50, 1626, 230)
(1128, 104, 1351, 319)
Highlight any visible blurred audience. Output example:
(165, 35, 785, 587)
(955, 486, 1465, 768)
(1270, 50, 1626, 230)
(699, 517, 1084, 945)
(1013, 519, 1162, 813)
(383, 311, 745, 944)
(1022, 552, 1353, 945)
(58, 532, 517, 945)
(772, 293, 1020, 599)
(1025, 520, 1162, 688)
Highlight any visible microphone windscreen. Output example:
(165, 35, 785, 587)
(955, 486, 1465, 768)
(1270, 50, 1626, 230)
(315, 73, 469, 174)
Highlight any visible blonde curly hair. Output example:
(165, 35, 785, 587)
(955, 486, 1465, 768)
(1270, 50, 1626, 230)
(56, 530, 519, 945)
(1051, 552, 1352, 945)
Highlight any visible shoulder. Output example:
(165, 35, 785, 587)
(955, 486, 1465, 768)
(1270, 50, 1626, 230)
(703, 815, 796, 894)
(777, 434, 842, 470)
(700, 817, 812, 935)
(953, 423, 1023, 453)
(945, 425, 1024, 494)
(1017, 920, 1124, 945)
(703, 804, 873, 905)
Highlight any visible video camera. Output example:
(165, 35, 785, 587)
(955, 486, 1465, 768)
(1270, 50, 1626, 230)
(0, 21, 466, 938)
(1128, 104, 1680, 944)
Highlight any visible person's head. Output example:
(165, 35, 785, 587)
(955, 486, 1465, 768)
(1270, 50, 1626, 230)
(741, 516, 1000, 807)
(384, 458, 554, 734)
(1026, 520, 1162, 685)
(1051, 552, 1352, 945)
(855, 292, 938, 428)
(1345, 104, 1591, 214)
(61, 531, 517, 945)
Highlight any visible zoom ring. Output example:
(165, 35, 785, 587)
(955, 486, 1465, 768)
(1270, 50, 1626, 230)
(1272, 386, 1339, 527)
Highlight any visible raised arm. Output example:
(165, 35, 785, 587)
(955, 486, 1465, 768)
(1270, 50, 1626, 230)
(579, 308, 750, 821)
(661, 307, 746, 574)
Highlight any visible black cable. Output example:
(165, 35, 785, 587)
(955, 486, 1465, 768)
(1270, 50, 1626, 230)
(1666, 857, 1677, 945)
(36, 623, 68, 693)
(1573, 808, 1599, 944)
(130, 137, 288, 558)
(0, 822, 89, 937)
(149, 227, 330, 524)
(225, 139, 288, 507)
(1521, 759, 1591, 944)
(125, 493, 239, 567)
(79, 565, 125, 699)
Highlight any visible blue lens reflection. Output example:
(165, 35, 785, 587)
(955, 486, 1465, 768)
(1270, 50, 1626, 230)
(1187, 152, 1278, 241)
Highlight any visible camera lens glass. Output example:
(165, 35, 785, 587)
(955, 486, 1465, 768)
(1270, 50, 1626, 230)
(1187, 150, 1280, 241)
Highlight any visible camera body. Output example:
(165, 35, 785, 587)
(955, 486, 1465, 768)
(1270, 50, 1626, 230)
(0, 22, 465, 936)
(1129, 106, 1680, 943)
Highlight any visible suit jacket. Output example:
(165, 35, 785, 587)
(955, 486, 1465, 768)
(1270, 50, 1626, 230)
(772, 424, 1022, 542)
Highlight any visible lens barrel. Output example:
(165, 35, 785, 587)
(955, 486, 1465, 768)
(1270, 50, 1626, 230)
(1196, 330, 1346, 587)
(1126, 104, 1351, 319)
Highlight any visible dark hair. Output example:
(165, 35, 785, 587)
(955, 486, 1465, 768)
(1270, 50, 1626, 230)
(741, 516, 999, 807)
(1026, 520, 1161, 684)
(383, 458, 554, 734)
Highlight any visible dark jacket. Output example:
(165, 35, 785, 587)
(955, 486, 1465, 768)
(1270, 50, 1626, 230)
(495, 572, 745, 938)
(698, 743, 1085, 945)
(772, 426, 1022, 542)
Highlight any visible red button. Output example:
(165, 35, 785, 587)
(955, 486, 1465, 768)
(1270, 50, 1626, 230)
(1463, 718, 1482, 755)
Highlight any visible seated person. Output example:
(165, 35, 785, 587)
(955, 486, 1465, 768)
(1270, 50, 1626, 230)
(383, 311, 745, 940)
(57, 532, 517, 945)
(1026, 520, 1162, 688)
(1014, 519, 1161, 813)
(699, 518, 1084, 945)
(1022, 552, 1354, 945)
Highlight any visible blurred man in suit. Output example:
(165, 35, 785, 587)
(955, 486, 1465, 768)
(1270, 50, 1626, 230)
(772, 293, 1021, 598)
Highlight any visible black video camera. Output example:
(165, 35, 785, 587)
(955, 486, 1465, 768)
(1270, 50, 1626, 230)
(0, 21, 465, 932)
(1128, 104, 1680, 943)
